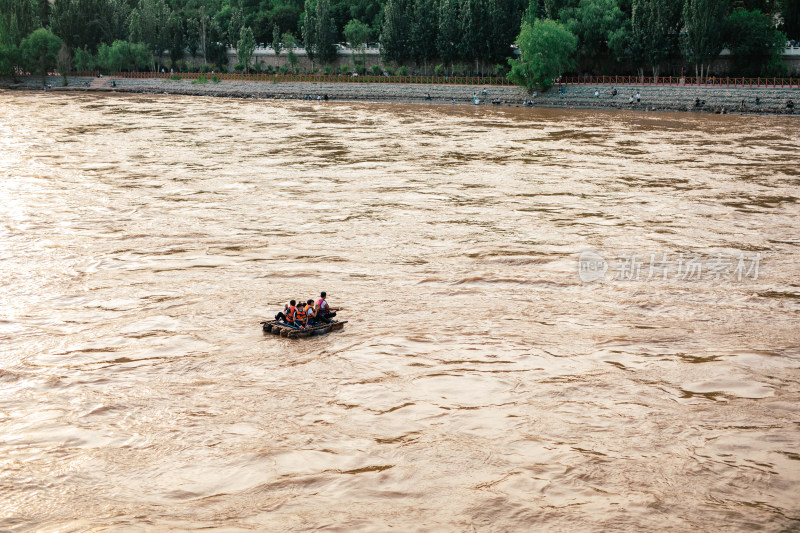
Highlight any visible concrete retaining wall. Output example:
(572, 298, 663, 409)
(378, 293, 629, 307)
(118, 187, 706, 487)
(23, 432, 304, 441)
(12, 76, 799, 115)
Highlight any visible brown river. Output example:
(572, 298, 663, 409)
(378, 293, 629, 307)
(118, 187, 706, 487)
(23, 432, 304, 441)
(1, 92, 799, 531)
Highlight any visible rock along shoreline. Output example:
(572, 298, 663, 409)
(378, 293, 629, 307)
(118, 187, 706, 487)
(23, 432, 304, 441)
(5, 75, 799, 116)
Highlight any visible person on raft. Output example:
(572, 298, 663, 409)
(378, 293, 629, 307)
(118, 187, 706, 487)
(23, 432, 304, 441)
(315, 292, 337, 323)
(275, 293, 337, 329)
(275, 300, 302, 329)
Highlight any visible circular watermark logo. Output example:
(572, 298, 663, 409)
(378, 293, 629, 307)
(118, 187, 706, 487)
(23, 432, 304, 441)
(577, 250, 608, 283)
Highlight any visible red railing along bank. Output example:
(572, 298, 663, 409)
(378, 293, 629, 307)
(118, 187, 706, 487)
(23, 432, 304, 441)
(561, 75, 799, 88)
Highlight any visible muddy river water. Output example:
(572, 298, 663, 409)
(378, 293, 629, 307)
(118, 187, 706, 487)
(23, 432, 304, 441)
(1, 92, 799, 531)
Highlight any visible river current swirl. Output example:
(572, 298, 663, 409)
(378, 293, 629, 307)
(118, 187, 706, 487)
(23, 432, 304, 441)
(0, 92, 799, 531)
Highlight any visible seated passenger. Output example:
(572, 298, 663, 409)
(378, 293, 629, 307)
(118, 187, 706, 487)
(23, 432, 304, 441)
(282, 300, 301, 329)
(294, 299, 307, 328)
(304, 299, 317, 326)
(316, 292, 336, 323)
(275, 302, 289, 322)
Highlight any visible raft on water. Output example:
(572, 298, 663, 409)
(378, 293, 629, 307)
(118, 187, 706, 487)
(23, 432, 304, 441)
(260, 320, 347, 339)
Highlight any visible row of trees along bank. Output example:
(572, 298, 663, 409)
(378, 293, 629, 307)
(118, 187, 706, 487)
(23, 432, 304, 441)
(1, 0, 798, 88)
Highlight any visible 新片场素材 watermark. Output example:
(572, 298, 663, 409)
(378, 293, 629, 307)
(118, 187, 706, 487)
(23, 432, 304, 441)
(577, 250, 762, 283)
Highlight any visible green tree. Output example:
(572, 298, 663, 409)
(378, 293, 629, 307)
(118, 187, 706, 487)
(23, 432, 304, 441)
(680, 0, 728, 81)
(197, 6, 210, 63)
(607, 16, 639, 66)
(72, 45, 94, 71)
(631, 0, 680, 78)
(205, 18, 229, 68)
(282, 32, 297, 71)
(779, 0, 799, 40)
(410, 0, 437, 73)
(0, 43, 20, 78)
(236, 25, 256, 72)
(380, 0, 411, 64)
(726, 8, 787, 75)
(562, 0, 626, 69)
(129, 0, 172, 69)
(436, 0, 459, 72)
(543, 0, 574, 18)
(20, 27, 63, 85)
(92, 0, 132, 45)
(0, 0, 38, 79)
(185, 17, 200, 58)
(272, 23, 282, 56)
(344, 18, 370, 67)
(51, 0, 123, 52)
(522, 0, 541, 25)
(301, 0, 316, 67)
(167, 14, 185, 66)
(0, 0, 39, 47)
(228, 8, 243, 47)
(508, 17, 577, 90)
(315, 0, 337, 63)
(37, 0, 50, 27)
(487, 0, 524, 65)
(97, 40, 151, 72)
(56, 42, 71, 85)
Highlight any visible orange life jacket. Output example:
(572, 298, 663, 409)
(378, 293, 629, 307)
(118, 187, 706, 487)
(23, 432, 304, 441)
(286, 305, 297, 322)
(304, 304, 315, 318)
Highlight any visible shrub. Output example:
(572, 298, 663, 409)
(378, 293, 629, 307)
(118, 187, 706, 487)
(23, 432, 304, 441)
(170, 72, 181, 80)
(96, 40, 152, 74)
(371, 64, 381, 75)
(73, 47, 95, 72)
(507, 19, 577, 91)
(192, 75, 208, 84)
(211, 74, 221, 83)
(434, 63, 443, 77)
(493, 63, 509, 77)
(398, 65, 407, 76)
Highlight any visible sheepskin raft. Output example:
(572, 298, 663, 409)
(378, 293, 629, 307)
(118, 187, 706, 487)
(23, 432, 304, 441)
(260, 320, 347, 339)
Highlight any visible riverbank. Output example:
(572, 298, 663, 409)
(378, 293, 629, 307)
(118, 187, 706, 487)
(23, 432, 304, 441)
(5, 75, 798, 115)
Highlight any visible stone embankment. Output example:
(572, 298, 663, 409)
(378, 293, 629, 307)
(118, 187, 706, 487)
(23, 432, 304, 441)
(7, 75, 798, 115)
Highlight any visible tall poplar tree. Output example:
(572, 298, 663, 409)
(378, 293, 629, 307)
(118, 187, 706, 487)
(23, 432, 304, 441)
(315, 0, 336, 63)
(436, 0, 459, 71)
(0, 0, 38, 47)
(272, 23, 282, 56)
(129, 0, 171, 70)
(488, 0, 524, 64)
(380, 0, 411, 64)
(410, 0, 437, 73)
(1, 0, 38, 78)
(228, 8, 243, 47)
(236, 25, 255, 72)
(631, 0, 680, 78)
(778, 0, 798, 40)
(680, 0, 728, 81)
(301, 0, 316, 67)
